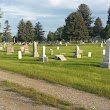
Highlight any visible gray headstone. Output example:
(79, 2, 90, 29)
(74, 45, 82, 58)
(100, 38, 110, 69)
(33, 41, 39, 57)
(55, 55, 66, 61)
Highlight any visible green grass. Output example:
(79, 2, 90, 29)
(0, 43, 110, 99)
(0, 81, 86, 110)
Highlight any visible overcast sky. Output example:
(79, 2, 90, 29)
(0, 0, 109, 36)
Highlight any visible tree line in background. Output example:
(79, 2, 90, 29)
(0, 3, 110, 43)
(47, 4, 110, 42)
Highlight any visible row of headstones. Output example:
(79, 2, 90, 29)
(5, 42, 107, 60)
(1, 40, 110, 69)
(74, 45, 106, 58)
(17, 42, 66, 62)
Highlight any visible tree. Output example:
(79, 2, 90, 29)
(107, 5, 110, 25)
(0, 8, 3, 28)
(54, 26, 64, 41)
(104, 5, 110, 39)
(93, 17, 103, 37)
(2, 20, 12, 42)
(34, 22, 45, 42)
(47, 31, 55, 41)
(17, 19, 34, 42)
(25, 20, 34, 42)
(65, 12, 89, 42)
(61, 26, 68, 41)
(17, 19, 26, 42)
(77, 4, 93, 29)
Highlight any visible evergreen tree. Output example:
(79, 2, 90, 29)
(34, 22, 45, 42)
(47, 31, 55, 41)
(25, 20, 34, 42)
(105, 5, 110, 39)
(62, 26, 68, 41)
(3, 20, 12, 42)
(93, 17, 103, 37)
(17, 19, 26, 42)
(0, 8, 3, 28)
(77, 4, 93, 29)
(65, 12, 89, 42)
(107, 5, 110, 25)
(17, 19, 34, 42)
(54, 26, 64, 41)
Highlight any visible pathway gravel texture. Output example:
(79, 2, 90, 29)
(0, 87, 59, 110)
(0, 70, 110, 110)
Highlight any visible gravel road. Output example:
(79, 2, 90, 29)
(0, 70, 110, 110)
(0, 87, 59, 110)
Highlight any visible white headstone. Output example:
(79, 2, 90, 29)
(18, 51, 22, 59)
(42, 46, 46, 57)
(100, 38, 110, 69)
(88, 52, 91, 57)
(101, 42, 103, 47)
(39, 46, 48, 62)
(50, 49, 53, 55)
(102, 49, 105, 55)
(59, 41, 62, 45)
(57, 46, 59, 50)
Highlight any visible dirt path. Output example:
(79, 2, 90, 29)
(0, 87, 59, 110)
(0, 70, 110, 110)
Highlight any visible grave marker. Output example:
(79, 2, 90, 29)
(39, 46, 48, 62)
(33, 41, 39, 57)
(100, 38, 110, 69)
(88, 52, 91, 57)
(50, 49, 53, 55)
(18, 50, 22, 59)
(7, 46, 14, 54)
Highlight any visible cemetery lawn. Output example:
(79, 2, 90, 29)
(0, 43, 110, 99)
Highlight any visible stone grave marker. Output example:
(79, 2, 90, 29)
(24, 44, 30, 53)
(74, 45, 83, 58)
(57, 46, 59, 50)
(20, 44, 30, 53)
(33, 41, 39, 57)
(59, 41, 62, 45)
(100, 38, 110, 69)
(50, 49, 53, 55)
(0, 46, 3, 51)
(55, 55, 66, 61)
(102, 49, 105, 55)
(39, 46, 48, 62)
(88, 52, 91, 57)
(18, 50, 22, 59)
(20, 46, 24, 52)
(100, 42, 103, 47)
(7, 46, 14, 54)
